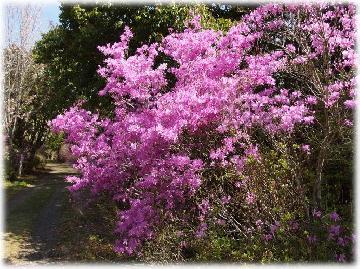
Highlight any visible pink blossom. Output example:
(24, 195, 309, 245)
(337, 237, 347, 247)
(307, 235, 317, 244)
(335, 253, 346, 262)
(49, 3, 355, 254)
(312, 209, 322, 218)
(344, 119, 353, 127)
(263, 233, 273, 241)
(286, 44, 296, 53)
(301, 144, 311, 154)
(330, 211, 341, 222)
(344, 100, 355, 109)
(270, 221, 280, 235)
(199, 199, 210, 215)
(329, 225, 342, 236)
(256, 219, 263, 229)
(245, 192, 256, 205)
(305, 96, 318, 105)
(221, 195, 231, 205)
(195, 222, 208, 238)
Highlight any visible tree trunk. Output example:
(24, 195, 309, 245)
(313, 149, 325, 209)
(17, 152, 24, 177)
(312, 134, 331, 210)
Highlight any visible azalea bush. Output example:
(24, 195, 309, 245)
(50, 3, 355, 262)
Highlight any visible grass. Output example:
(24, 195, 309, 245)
(4, 178, 36, 199)
(54, 194, 131, 262)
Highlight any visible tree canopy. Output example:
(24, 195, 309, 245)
(34, 3, 251, 115)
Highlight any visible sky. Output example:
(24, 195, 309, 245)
(42, 2, 61, 29)
(2, 0, 61, 48)
(34, 2, 61, 43)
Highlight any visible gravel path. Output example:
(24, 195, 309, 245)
(7, 186, 39, 213)
(4, 163, 78, 265)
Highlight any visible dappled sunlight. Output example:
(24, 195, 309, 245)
(4, 163, 77, 264)
(44, 163, 78, 174)
(3, 232, 44, 264)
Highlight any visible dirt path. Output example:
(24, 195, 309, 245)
(4, 163, 78, 265)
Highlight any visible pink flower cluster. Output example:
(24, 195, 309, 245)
(50, 3, 355, 255)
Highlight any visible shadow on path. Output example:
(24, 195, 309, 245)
(4, 162, 78, 265)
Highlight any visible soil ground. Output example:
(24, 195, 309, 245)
(4, 163, 77, 265)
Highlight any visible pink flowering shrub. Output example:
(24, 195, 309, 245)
(50, 3, 355, 260)
(188, 209, 354, 262)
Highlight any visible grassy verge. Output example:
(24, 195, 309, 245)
(4, 178, 36, 200)
(53, 194, 131, 262)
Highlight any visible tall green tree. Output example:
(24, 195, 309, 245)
(33, 3, 251, 115)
